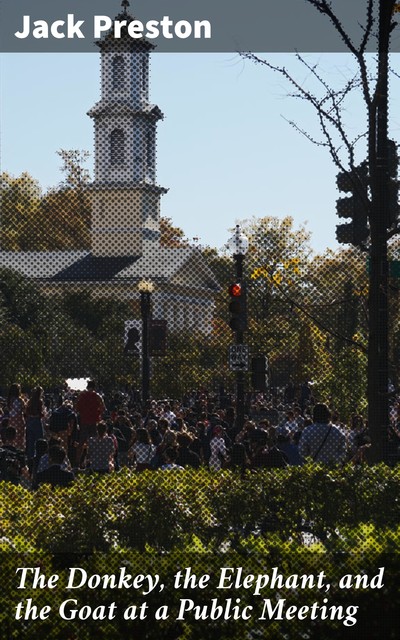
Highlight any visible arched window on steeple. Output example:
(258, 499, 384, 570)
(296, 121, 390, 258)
(112, 55, 125, 90)
(110, 128, 125, 165)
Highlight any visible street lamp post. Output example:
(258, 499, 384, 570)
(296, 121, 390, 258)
(227, 225, 249, 432)
(138, 279, 154, 405)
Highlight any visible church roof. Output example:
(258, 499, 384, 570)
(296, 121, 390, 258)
(0, 246, 220, 291)
(0, 251, 88, 279)
(116, 246, 194, 279)
(116, 246, 221, 291)
(52, 254, 139, 281)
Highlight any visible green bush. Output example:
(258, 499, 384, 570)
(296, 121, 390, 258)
(1, 466, 399, 639)
(1, 465, 400, 553)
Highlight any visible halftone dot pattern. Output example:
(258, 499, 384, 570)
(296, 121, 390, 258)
(1, 3, 399, 639)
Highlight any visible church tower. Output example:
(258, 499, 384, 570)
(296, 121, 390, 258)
(0, 1, 220, 342)
(88, 0, 167, 257)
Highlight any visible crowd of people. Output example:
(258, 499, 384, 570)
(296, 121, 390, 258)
(0, 378, 392, 489)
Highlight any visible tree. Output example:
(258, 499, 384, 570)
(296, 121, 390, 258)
(0, 265, 141, 389)
(241, 216, 313, 378)
(0, 267, 47, 330)
(305, 248, 368, 354)
(0, 172, 91, 252)
(0, 150, 93, 252)
(201, 216, 368, 414)
(40, 149, 92, 249)
(159, 216, 188, 247)
(243, 0, 399, 461)
(57, 149, 91, 190)
(0, 267, 63, 387)
(235, 217, 368, 414)
(0, 172, 42, 250)
(305, 249, 369, 415)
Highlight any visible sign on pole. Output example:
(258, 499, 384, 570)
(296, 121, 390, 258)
(229, 344, 249, 371)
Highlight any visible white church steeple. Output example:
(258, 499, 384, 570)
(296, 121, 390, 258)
(88, 1, 167, 257)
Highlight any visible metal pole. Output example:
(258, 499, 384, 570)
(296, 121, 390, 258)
(141, 291, 151, 404)
(235, 253, 245, 431)
(367, 0, 393, 462)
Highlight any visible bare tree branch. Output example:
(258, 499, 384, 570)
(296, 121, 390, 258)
(389, 65, 400, 81)
(281, 116, 329, 147)
(241, 50, 371, 176)
(277, 283, 368, 353)
(306, 0, 375, 59)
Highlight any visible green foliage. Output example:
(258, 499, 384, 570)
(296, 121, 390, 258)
(0, 267, 46, 330)
(0, 172, 41, 250)
(148, 329, 231, 399)
(39, 186, 91, 250)
(61, 292, 126, 337)
(200, 217, 370, 419)
(159, 216, 188, 247)
(1, 467, 399, 638)
(1, 465, 399, 553)
(0, 173, 386, 416)
(0, 160, 91, 251)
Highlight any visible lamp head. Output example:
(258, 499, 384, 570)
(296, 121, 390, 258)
(226, 225, 249, 256)
(138, 279, 154, 294)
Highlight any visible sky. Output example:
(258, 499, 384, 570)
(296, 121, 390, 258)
(1, 51, 399, 255)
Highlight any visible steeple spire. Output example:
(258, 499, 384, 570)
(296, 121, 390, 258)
(87, 9, 167, 257)
(121, 0, 130, 16)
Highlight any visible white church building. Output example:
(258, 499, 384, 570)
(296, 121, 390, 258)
(0, 1, 219, 333)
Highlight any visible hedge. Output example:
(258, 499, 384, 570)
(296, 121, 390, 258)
(1, 465, 399, 553)
(0, 465, 399, 639)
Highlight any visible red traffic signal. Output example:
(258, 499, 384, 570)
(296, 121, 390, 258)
(228, 282, 247, 331)
(228, 283, 243, 297)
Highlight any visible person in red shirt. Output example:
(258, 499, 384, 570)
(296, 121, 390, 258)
(75, 380, 105, 467)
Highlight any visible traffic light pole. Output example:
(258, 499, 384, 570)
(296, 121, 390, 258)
(367, 0, 392, 462)
(234, 253, 245, 432)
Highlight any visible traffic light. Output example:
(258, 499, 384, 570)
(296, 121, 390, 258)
(335, 161, 369, 246)
(124, 326, 140, 356)
(388, 139, 400, 228)
(251, 356, 269, 391)
(228, 282, 247, 331)
(124, 320, 168, 357)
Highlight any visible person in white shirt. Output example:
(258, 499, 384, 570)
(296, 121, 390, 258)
(209, 426, 227, 471)
(86, 421, 115, 473)
(298, 403, 347, 465)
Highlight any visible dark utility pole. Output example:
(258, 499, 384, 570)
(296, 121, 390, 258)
(367, 0, 395, 462)
(227, 225, 249, 433)
(140, 288, 152, 405)
(234, 253, 245, 432)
